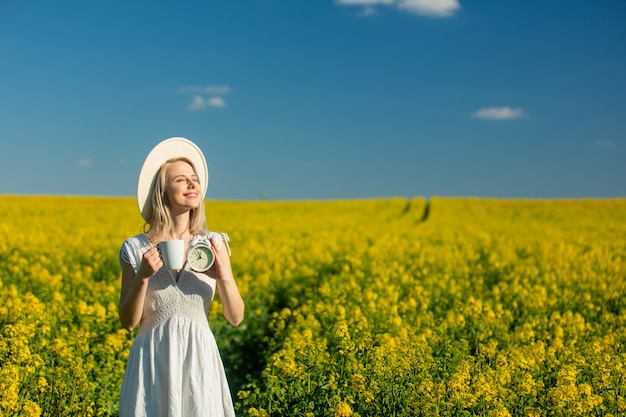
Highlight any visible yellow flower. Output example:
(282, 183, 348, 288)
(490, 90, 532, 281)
(0, 364, 20, 412)
(557, 365, 578, 385)
(334, 401, 353, 417)
(237, 390, 251, 399)
(21, 400, 41, 417)
(37, 377, 48, 393)
(335, 321, 350, 340)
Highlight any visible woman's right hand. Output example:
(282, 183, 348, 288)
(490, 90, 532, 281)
(137, 246, 163, 280)
(119, 246, 163, 331)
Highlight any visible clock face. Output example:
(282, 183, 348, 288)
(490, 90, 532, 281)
(187, 244, 214, 272)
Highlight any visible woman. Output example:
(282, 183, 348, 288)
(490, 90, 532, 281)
(118, 137, 244, 417)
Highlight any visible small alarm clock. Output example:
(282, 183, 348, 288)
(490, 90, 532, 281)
(186, 242, 215, 272)
(186, 233, 230, 272)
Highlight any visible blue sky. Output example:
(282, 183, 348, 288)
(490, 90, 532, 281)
(1, 0, 624, 200)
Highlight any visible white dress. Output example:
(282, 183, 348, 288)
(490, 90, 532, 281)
(118, 233, 235, 417)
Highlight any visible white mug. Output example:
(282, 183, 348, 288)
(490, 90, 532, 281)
(157, 240, 185, 270)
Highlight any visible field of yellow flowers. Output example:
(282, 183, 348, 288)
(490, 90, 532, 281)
(0, 196, 625, 416)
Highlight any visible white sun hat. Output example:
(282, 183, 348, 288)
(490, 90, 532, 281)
(136, 137, 208, 222)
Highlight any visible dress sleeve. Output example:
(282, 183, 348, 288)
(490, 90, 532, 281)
(119, 235, 152, 273)
(119, 239, 133, 266)
(119, 238, 141, 273)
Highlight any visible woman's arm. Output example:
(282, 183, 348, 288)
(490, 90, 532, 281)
(210, 236, 245, 326)
(118, 246, 163, 331)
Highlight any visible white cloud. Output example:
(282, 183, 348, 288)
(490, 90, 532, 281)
(180, 85, 230, 111)
(208, 96, 227, 108)
(187, 95, 227, 111)
(188, 95, 208, 111)
(77, 159, 92, 167)
(336, 0, 460, 18)
(473, 107, 527, 120)
(397, 0, 460, 17)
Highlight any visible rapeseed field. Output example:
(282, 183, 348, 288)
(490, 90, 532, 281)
(0, 196, 624, 416)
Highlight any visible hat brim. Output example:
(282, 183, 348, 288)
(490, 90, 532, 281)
(137, 137, 208, 222)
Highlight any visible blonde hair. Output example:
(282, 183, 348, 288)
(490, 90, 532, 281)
(144, 157, 208, 240)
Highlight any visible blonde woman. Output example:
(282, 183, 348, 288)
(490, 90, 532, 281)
(118, 137, 244, 417)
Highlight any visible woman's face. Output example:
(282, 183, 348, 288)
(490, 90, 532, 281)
(164, 160, 202, 213)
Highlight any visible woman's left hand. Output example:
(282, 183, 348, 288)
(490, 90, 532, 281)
(207, 235, 244, 326)
(208, 236, 233, 281)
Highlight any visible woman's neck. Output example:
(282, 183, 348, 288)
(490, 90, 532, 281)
(168, 211, 191, 240)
